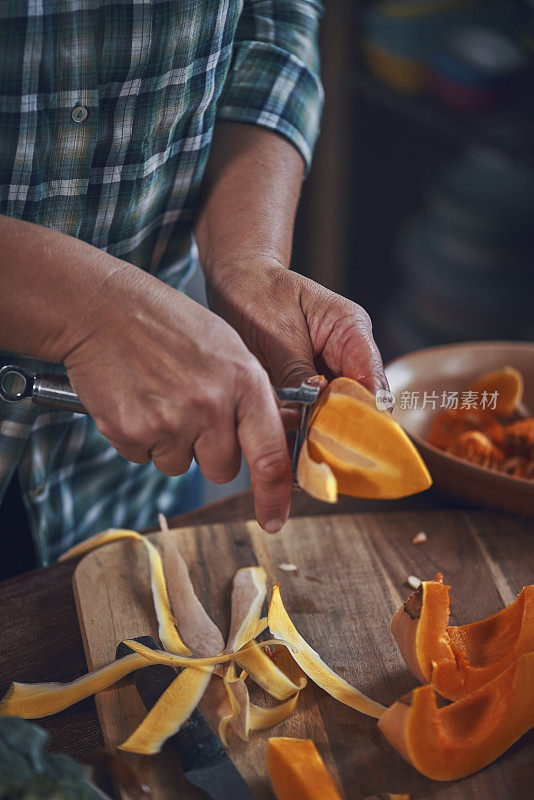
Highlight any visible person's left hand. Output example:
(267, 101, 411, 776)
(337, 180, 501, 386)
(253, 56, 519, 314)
(205, 258, 388, 401)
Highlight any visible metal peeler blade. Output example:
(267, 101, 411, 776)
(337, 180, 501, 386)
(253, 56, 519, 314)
(274, 381, 320, 474)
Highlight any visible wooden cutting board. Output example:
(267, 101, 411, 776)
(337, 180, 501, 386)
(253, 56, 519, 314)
(73, 510, 534, 800)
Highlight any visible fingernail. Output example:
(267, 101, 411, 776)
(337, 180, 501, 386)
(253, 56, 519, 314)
(264, 518, 284, 534)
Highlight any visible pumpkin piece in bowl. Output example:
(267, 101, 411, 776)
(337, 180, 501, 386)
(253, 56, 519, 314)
(426, 366, 534, 480)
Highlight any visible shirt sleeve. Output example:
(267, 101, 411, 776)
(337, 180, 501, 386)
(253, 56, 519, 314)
(216, 0, 324, 173)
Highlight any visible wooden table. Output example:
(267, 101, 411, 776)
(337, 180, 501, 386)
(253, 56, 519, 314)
(1, 488, 533, 798)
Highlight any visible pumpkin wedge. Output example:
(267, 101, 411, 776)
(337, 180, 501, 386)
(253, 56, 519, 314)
(466, 366, 523, 417)
(391, 576, 534, 700)
(267, 737, 343, 800)
(298, 378, 432, 501)
(378, 651, 534, 781)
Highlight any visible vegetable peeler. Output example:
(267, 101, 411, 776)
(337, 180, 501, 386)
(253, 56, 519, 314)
(0, 365, 319, 472)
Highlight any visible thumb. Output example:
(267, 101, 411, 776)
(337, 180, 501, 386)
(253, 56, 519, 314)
(264, 332, 327, 432)
(265, 325, 318, 389)
(337, 319, 389, 398)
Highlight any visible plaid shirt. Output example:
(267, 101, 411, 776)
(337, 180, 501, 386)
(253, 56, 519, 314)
(0, 0, 323, 566)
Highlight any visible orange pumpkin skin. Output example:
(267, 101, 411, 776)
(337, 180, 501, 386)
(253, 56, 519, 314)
(391, 580, 534, 701)
(378, 652, 534, 781)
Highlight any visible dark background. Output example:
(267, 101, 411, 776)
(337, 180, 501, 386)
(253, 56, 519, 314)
(294, 0, 534, 364)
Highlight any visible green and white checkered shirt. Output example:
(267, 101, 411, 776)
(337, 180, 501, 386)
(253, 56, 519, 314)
(0, 0, 323, 565)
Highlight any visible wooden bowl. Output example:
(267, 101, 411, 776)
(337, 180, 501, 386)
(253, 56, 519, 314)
(385, 341, 534, 515)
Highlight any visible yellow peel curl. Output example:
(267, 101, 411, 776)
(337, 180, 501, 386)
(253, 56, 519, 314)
(0, 653, 148, 719)
(61, 528, 189, 656)
(268, 584, 386, 718)
(120, 667, 213, 755)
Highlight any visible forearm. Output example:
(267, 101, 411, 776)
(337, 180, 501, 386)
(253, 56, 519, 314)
(0, 215, 135, 363)
(194, 122, 305, 279)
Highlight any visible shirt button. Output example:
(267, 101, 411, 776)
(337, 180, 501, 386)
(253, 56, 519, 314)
(31, 483, 48, 500)
(71, 105, 88, 123)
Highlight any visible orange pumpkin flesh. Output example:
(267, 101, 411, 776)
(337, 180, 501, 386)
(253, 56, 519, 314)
(378, 651, 534, 781)
(267, 737, 343, 800)
(391, 578, 534, 700)
(427, 408, 505, 452)
(466, 366, 523, 417)
(299, 378, 432, 500)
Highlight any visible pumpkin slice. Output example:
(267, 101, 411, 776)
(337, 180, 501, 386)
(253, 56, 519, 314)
(268, 584, 386, 718)
(267, 737, 343, 800)
(120, 666, 213, 755)
(391, 577, 534, 700)
(299, 378, 432, 500)
(466, 366, 523, 417)
(0, 653, 148, 719)
(364, 795, 410, 800)
(378, 651, 534, 781)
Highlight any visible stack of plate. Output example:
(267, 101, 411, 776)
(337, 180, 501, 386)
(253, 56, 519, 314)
(390, 147, 534, 348)
(427, 25, 529, 111)
(359, 0, 527, 96)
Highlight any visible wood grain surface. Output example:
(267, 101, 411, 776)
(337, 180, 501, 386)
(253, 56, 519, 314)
(0, 489, 439, 763)
(73, 510, 534, 800)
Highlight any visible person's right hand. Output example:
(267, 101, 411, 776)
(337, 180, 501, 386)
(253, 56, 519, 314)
(62, 266, 293, 533)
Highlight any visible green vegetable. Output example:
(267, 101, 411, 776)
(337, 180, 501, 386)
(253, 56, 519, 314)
(0, 717, 110, 800)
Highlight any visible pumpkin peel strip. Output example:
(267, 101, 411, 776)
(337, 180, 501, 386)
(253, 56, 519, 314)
(218, 672, 250, 746)
(122, 638, 292, 669)
(268, 584, 386, 718)
(234, 643, 304, 701)
(225, 566, 303, 701)
(226, 567, 268, 652)
(119, 666, 213, 755)
(0, 653, 148, 719)
(61, 528, 190, 656)
(248, 692, 300, 731)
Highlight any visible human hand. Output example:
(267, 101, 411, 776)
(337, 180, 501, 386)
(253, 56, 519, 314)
(205, 258, 388, 396)
(62, 266, 293, 532)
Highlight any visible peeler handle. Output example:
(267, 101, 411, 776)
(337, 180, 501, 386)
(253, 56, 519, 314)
(0, 365, 87, 414)
(0, 367, 318, 471)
